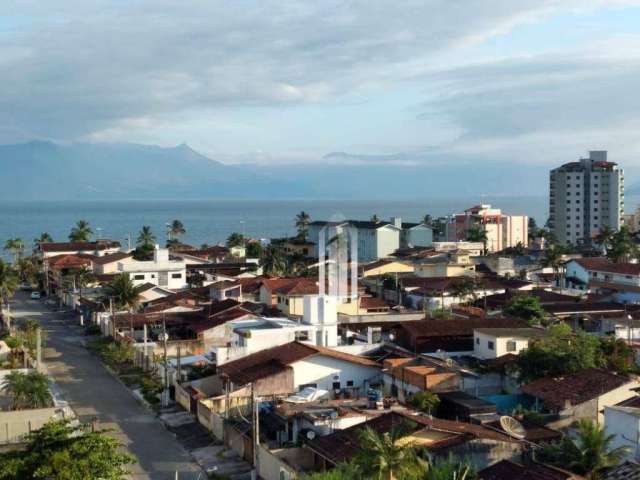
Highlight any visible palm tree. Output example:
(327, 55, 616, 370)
(226, 232, 245, 248)
(537, 418, 629, 478)
(354, 426, 423, 480)
(371, 214, 380, 224)
(595, 226, 615, 251)
(608, 226, 637, 263)
(452, 277, 478, 306)
(0, 259, 19, 327)
(16, 257, 38, 285)
(465, 226, 488, 254)
(295, 211, 311, 240)
(1, 370, 52, 410)
(34, 232, 53, 244)
(262, 246, 288, 276)
(136, 226, 156, 247)
(4, 238, 25, 264)
(421, 455, 475, 480)
(422, 214, 433, 226)
(103, 273, 145, 312)
(69, 220, 93, 242)
(168, 219, 186, 239)
(541, 243, 564, 286)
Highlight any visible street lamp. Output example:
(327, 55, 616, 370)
(159, 317, 170, 407)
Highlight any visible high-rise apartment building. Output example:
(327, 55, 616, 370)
(549, 151, 624, 245)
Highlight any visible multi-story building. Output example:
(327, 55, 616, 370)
(549, 151, 624, 245)
(117, 245, 188, 290)
(445, 204, 528, 253)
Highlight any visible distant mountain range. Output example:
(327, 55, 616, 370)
(5, 140, 635, 200)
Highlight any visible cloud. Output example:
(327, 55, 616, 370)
(0, 0, 618, 143)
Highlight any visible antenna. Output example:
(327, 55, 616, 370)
(499, 416, 526, 440)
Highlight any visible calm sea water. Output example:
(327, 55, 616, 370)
(0, 196, 620, 260)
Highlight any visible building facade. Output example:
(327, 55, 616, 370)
(445, 205, 528, 253)
(549, 151, 624, 245)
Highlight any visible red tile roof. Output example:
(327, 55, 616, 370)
(478, 460, 577, 480)
(261, 278, 320, 296)
(574, 258, 640, 276)
(218, 341, 378, 385)
(46, 253, 95, 269)
(91, 251, 131, 265)
(522, 369, 632, 410)
(395, 317, 528, 338)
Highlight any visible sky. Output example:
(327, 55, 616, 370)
(3, 1, 640, 166)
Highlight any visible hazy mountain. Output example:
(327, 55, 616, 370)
(0, 140, 558, 200)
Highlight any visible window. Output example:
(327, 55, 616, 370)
(488, 340, 494, 350)
(171, 273, 182, 279)
(506, 341, 517, 352)
(134, 274, 145, 280)
(295, 331, 309, 341)
(476, 337, 480, 345)
(346, 380, 354, 387)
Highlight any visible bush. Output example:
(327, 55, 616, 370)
(3, 336, 20, 349)
(84, 324, 101, 336)
(140, 375, 163, 405)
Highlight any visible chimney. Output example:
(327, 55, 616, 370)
(153, 244, 169, 263)
(391, 217, 402, 228)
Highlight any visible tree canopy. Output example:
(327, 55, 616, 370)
(504, 294, 547, 326)
(69, 220, 93, 242)
(1, 370, 52, 410)
(0, 420, 134, 480)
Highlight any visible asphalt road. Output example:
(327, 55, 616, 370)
(10, 291, 204, 480)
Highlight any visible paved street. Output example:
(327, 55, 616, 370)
(10, 291, 205, 480)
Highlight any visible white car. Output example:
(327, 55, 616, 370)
(30, 291, 41, 300)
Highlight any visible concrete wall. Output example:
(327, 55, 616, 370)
(292, 355, 380, 393)
(473, 332, 530, 360)
(0, 406, 72, 445)
(605, 407, 640, 461)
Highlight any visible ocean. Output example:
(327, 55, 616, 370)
(0, 195, 610, 260)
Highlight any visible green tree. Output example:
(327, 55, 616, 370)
(409, 391, 440, 415)
(452, 277, 479, 306)
(136, 225, 156, 247)
(69, 220, 93, 242)
(600, 336, 637, 374)
(421, 455, 476, 480)
(295, 211, 311, 240)
(465, 226, 488, 253)
(0, 259, 19, 310)
(168, 219, 186, 240)
(303, 463, 362, 479)
(262, 245, 288, 276)
(103, 273, 144, 312)
(504, 294, 546, 325)
(354, 425, 423, 480)
(246, 241, 263, 258)
(75, 265, 94, 299)
(607, 226, 637, 263)
(226, 232, 245, 248)
(0, 420, 134, 480)
(16, 256, 38, 285)
(102, 341, 134, 369)
(516, 324, 603, 382)
(537, 419, 629, 478)
(34, 232, 53, 244)
(423, 214, 433, 226)
(595, 226, 615, 250)
(1, 370, 52, 410)
(371, 214, 380, 223)
(4, 238, 25, 264)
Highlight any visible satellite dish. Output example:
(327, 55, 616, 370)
(499, 416, 526, 440)
(306, 430, 316, 440)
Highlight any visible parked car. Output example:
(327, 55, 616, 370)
(20, 283, 33, 291)
(30, 291, 41, 300)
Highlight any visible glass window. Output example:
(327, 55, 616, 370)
(171, 273, 182, 279)
(134, 274, 145, 280)
(506, 341, 517, 352)
(488, 341, 494, 350)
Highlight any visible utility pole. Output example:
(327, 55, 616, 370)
(176, 345, 181, 385)
(161, 313, 170, 407)
(36, 327, 42, 372)
(251, 382, 259, 479)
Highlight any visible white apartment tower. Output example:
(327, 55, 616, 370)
(549, 151, 624, 245)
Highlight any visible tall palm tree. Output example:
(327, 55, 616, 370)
(295, 211, 311, 240)
(103, 273, 145, 312)
(538, 418, 629, 478)
(354, 426, 423, 480)
(69, 220, 93, 242)
(1, 370, 52, 410)
(16, 257, 38, 285)
(4, 238, 25, 264)
(226, 232, 245, 248)
(136, 226, 156, 247)
(168, 219, 186, 239)
(542, 243, 564, 286)
(35, 232, 53, 244)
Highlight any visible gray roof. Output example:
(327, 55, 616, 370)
(604, 461, 640, 480)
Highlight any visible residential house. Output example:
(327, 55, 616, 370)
(259, 278, 320, 317)
(434, 241, 485, 256)
(216, 341, 382, 397)
(382, 356, 461, 402)
(521, 368, 640, 427)
(91, 251, 133, 275)
(445, 204, 528, 253)
(395, 218, 433, 248)
(306, 411, 523, 473)
(273, 237, 315, 257)
(391, 317, 529, 354)
(478, 459, 581, 480)
(605, 396, 640, 462)
(473, 328, 548, 360)
(37, 240, 121, 259)
(359, 259, 414, 278)
(307, 219, 401, 262)
(117, 245, 188, 290)
(44, 253, 94, 297)
(414, 250, 476, 278)
(565, 258, 640, 301)
(602, 461, 640, 480)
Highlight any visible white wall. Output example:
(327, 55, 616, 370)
(292, 355, 380, 392)
(375, 226, 400, 260)
(473, 332, 530, 360)
(605, 407, 640, 461)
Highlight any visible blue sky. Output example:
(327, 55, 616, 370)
(2, 1, 640, 167)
